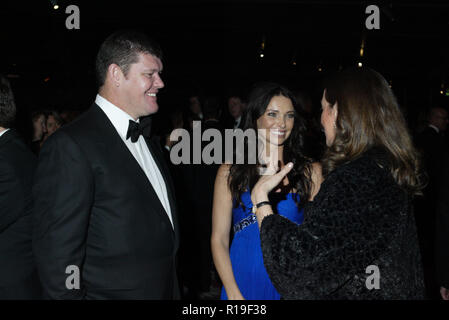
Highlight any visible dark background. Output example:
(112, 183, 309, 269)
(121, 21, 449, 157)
(1, 0, 448, 135)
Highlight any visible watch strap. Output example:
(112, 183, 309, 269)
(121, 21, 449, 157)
(252, 201, 271, 214)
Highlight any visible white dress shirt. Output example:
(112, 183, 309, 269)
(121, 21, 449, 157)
(429, 124, 440, 134)
(0, 128, 10, 137)
(234, 116, 242, 129)
(95, 94, 174, 228)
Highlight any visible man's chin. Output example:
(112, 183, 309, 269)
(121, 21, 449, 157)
(142, 103, 159, 117)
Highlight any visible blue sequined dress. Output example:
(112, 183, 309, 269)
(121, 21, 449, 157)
(220, 190, 304, 300)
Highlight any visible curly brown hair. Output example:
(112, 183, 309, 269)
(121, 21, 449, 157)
(321, 67, 425, 195)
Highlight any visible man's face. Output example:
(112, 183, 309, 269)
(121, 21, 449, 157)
(228, 97, 243, 119)
(432, 108, 448, 132)
(46, 115, 61, 136)
(33, 114, 47, 140)
(119, 53, 164, 119)
(189, 96, 201, 114)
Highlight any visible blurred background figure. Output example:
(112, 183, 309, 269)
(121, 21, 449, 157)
(29, 111, 47, 155)
(182, 93, 204, 132)
(189, 95, 203, 121)
(176, 96, 225, 299)
(60, 109, 82, 124)
(42, 110, 64, 143)
(294, 89, 325, 161)
(164, 107, 185, 151)
(190, 96, 224, 299)
(225, 92, 246, 130)
(415, 106, 449, 299)
(0, 74, 42, 299)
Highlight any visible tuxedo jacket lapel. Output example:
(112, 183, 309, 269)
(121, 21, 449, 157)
(145, 136, 179, 242)
(0, 129, 16, 147)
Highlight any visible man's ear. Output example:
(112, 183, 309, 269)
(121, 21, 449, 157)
(108, 63, 123, 87)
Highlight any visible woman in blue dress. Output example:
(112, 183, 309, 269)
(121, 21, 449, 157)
(211, 82, 322, 300)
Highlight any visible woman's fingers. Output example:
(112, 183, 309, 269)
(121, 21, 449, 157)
(252, 162, 294, 203)
(271, 162, 293, 184)
(260, 162, 294, 193)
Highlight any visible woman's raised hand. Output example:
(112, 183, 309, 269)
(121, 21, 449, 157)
(251, 158, 294, 204)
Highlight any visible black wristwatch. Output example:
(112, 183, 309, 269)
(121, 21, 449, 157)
(252, 201, 271, 214)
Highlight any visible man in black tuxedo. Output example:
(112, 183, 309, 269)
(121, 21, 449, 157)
(0, 75, 41, 299)
(32, 31, 180, 299)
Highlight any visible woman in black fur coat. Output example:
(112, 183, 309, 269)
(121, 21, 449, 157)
(251, 67, 426, 299)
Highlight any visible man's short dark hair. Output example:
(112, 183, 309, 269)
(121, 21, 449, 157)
(31, 110, 45, 122)
(0, 74, 16, 128)
(95, 30, 163, 87)
(226, 88, 247, 104)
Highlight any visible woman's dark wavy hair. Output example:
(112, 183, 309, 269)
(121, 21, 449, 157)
(228, 82, 313, 209)
(321, 67, 425, 195)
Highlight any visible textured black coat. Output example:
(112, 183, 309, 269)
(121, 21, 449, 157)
(260, 148, 425, 299)
(436, 151, 449, 289)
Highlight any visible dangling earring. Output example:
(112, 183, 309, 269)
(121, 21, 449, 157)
(333, 121, 337, 129)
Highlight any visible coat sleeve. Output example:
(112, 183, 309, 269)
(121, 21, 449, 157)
(260, 164, 403, 299)
(32, 131, 94, 299)
(0, 157, 25, 233)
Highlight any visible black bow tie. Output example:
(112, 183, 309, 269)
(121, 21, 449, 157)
(126, 118, 152, 143)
